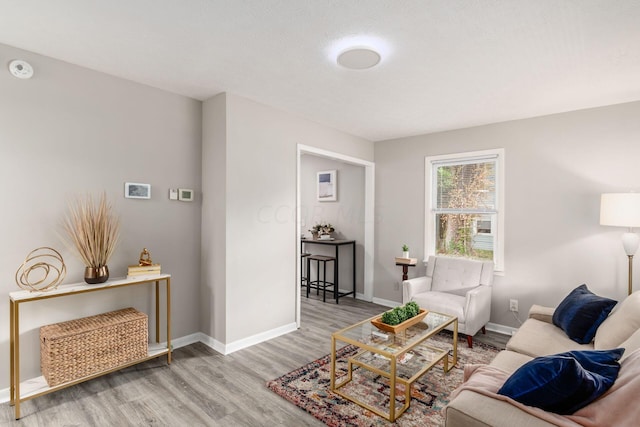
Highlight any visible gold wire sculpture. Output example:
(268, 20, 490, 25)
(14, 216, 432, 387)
(138, 248, 153, 266)
(15, 247, 67, 292)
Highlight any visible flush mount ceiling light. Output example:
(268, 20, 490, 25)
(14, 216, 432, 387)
(8, 59, 34, 79)
(328, 35, 390, 70)
(337, 47, 381, 70)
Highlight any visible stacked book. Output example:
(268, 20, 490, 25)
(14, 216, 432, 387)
(395, 257, 418, 265)
(127, 264, 161, 278)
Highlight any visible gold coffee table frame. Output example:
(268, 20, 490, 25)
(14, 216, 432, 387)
(330, 311, 457, 421)
(9, 274, 171, 420)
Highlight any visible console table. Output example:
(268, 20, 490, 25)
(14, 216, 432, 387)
(9, 274, 171, 419)
(301, 238, 356, 302)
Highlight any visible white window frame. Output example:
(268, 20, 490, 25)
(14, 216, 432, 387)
(424, 148, 505, 272)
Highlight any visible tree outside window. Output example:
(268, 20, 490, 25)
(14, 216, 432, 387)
(425, 149, 504, 270)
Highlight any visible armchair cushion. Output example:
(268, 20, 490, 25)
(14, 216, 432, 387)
(552, 284, 617, 344)
(402, 276, 432, 303)
(430, 256, 491, 293)
(411, 291, 466, 322)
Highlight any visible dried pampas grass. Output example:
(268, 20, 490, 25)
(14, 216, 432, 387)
(63, 192, 120, 268)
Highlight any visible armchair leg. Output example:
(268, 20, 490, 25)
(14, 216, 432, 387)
(466, 335, 473, 348)
(482, 326, 486, 334)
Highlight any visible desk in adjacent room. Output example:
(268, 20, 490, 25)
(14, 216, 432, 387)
(301, 238, 356, 303)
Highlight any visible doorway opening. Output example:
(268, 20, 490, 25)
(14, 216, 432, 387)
(296, 144, 374, 327)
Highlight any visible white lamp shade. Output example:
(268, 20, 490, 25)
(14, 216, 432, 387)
(600, 193, 640, 228)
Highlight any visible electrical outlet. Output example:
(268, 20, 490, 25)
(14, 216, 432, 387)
(509, 299, 519, 312)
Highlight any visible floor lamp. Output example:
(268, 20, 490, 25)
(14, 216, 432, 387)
(600, 193, 640, 295)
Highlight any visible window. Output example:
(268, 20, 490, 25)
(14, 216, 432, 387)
(425, 149, 504, 271)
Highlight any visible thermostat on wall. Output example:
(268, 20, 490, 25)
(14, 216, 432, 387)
(178, 188, 194, 202)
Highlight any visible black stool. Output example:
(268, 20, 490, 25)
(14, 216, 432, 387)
(301, 252, 311, 290)
(306, 254, 336, 302)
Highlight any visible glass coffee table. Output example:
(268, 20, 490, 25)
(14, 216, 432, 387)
(330, 311, 457, 421)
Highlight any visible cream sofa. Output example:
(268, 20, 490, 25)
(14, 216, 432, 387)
(445, 291, 640, 426)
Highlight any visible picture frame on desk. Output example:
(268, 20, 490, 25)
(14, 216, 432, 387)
(124, 182, 151, 199)
(317, 170, 337, 202)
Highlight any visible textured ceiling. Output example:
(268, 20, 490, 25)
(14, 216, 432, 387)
(1, 0, 640, 141)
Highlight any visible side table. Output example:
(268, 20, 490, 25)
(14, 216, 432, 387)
(395, 258, 417, 281)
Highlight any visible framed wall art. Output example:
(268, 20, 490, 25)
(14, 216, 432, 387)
(124, 182, 151, 199)
(317, 170, 337, 202)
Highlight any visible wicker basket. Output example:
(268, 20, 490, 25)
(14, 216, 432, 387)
(40, 307, 148, 386)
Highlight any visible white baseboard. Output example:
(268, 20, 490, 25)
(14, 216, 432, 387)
(171, 332, 203, 349)
(203, 322, 298, 355)
(371, 297, 401, 308)
(486, 322, 518, 337)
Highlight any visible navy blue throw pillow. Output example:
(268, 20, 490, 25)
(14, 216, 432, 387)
(552, 284, 617, 344)
(498, 348, 623, 415)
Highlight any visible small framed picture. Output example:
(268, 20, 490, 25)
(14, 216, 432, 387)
(178, 188, 194, 202)
(125, 182, 151, 199)
(317, 170, 337, 202)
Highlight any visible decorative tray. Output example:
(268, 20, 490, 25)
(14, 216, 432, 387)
(370, 309, 428, 333)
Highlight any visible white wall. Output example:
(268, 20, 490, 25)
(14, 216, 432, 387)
(0, 43, 202, 386)
(375, 101, 640, 328)
(201, 93, 373, 349)
(201, 93, 227, 342)
(300, 155, 365, 294)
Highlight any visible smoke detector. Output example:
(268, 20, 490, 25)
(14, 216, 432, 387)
(8, 60, 34, 79)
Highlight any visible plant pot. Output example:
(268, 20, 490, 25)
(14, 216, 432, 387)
(402, 251, 409, 258)
(371, 309, 428, 334)
(311, 231, 319, 240)
(84, 266, 109, 284)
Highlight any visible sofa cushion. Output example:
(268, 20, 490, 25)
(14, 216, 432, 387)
(552, 284, 616, 344)
(619, 329, 640, 362)
(445, 389, 558, 427)
(490, 350, 534, 374)
(594, 291, 640, 349)
(497, 348, 624, 415)
(507, 318, 593, 358)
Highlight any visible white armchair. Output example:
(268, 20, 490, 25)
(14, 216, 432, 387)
(402, 255, 494, 347)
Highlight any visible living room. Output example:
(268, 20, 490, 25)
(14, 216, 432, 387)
(2, 1, 640, 425)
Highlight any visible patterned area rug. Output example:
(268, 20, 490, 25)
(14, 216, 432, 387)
(267, 331, 500, 426)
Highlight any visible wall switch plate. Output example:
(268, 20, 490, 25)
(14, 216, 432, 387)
(169, 189, 178, 200)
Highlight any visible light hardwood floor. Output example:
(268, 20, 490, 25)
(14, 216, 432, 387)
(1, 294, 509, 426)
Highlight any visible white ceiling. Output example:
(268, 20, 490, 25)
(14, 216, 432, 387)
(2, 0, 640, 141)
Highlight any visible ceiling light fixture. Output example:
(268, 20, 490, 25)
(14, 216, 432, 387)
(337, 47, 381, 70)
(328, 35, 390, 70)
(8, 59, 34, 79)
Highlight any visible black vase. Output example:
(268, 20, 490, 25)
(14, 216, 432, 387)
(84, 265, 109, 284)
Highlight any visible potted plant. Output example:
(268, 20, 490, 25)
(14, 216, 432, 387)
(402, 244, 409, 258)
(309, 222, 335, 240)
(62, 192, 120, 284)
